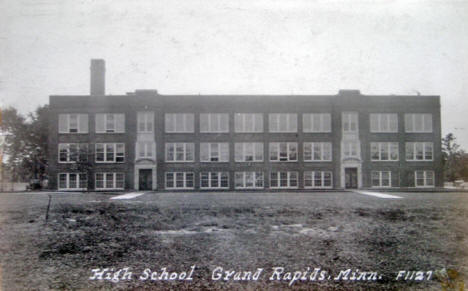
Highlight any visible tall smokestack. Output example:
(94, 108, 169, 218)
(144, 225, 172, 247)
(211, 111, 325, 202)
(90, 59, 105, 96)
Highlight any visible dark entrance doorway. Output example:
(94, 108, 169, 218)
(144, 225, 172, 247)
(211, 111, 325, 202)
(345, 168, 358, 189)
(139, 169, 153, 190)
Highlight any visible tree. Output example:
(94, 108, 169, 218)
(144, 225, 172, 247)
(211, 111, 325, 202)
(0, 105, 49, 182)
(442, 133, 467, 182)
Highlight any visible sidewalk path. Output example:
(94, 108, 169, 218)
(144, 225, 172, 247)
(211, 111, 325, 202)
(110, 192, 147, 200)
(353, 190, 402, 199)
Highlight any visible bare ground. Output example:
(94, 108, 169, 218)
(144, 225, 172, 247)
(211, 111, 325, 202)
(1, 191, 468, 290)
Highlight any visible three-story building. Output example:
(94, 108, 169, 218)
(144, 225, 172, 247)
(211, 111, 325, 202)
(48, 60, 442, 191)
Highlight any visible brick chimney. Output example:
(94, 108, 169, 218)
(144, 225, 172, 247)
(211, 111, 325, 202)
(90, 59, 105, 96)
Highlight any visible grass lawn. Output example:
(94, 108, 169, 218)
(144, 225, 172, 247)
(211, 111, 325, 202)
(1, 191, 468, 290)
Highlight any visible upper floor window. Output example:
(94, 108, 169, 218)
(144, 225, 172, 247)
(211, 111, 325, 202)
(405, 142, 433, 161)
(415, 170, 434, 187)
(234, 113, 263, 133)
(200, 143, 229, 162)
(165, 143, 194, 162)
(58, 173, 87, 190)
(303, 113, 331, 133)
(303, 142, 332, 161)
(235, 142, 263, 162)
(200, 113, 229, 133)
(370, 113, 398, 133)
(370, 142, 399, 161)
(136, 142, 155, 159)
(342, 141, 359, 158)
(165, 113, 194, 133)
(269, 142, 297, 162)
(96, 113, 125, 133)
(58, 143, 88, 163)
(404, 114, 432, 133)
(58, 114, 88, 133)
(137, 112, 154, 133)
(95, 143, 125, 163)
(342, 112, 358, 132)
(269, 113, 297, 132)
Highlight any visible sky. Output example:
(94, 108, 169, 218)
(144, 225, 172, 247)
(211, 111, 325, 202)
(0, 0, 467, 148)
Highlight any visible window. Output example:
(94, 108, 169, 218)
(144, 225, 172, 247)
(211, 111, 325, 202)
(370, 114, 398, 133)
(234, 113, 263, 132)
(200, 113, 229, 133)
(165, 172, 194, 189)
(406, 142, 433, 161)
(270, 172, 298, 189)
(58, 173, 87, 190)
(303, 142, 332, 161)
(371, 171, 391, 187)
(95, 173, 125, 190)
(58, 143, 88, 163)
(95, 113, 125, 133)
(415, 171, 435, 187)
(304, 171, 332, 188)
(200, 143, 229, 162)
(269, 142, 298, 161)
(342, 141, 359, 158)
(235, 143, 263, 162)
(137, 112, 154, 132)
(165, 143, 195, 162)
(95, 143, 125, 163)
(165, 113, 194, 133)
(58, 114, 88, 133)
(269, 114, 297, 132)
(200, 172, 229, 189)
(370, 142, 399, 161)
(136, 142, 155, 159)
(234, 172, 264, 189)
(303, 113, 331, 132)
(405, 114, 432, 133)
(342, 112, 358, 132)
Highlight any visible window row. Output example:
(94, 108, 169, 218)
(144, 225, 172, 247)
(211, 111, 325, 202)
(57, 170, 435, 190)
(58, 172, 124, 190)
(58, 141, 434, 163)
(164, 142, 332, 162)
(370, 170, 435, 187)
(165, 171, 333, 189)
(59, 114, 125, 134)
(59, 113, 434, 134)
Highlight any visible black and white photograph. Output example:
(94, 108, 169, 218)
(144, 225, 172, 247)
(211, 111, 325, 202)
(0, 0, 467, 290)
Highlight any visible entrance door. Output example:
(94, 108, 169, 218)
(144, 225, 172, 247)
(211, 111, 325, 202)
(139, 169, 153, 190)
(345, 168, 358, 189)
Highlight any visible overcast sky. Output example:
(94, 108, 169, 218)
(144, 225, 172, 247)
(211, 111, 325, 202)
(1, 0, 467, 148)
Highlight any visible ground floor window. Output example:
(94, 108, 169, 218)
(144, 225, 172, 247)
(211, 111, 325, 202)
(166, 172, 194, 189)
(415, 170, 434, 187)
(270, 171, 298, 189)
(95, 172, 124, 190)
(234, 172, 264, 189)
(304, 171, 332, 188)
(58, 173, 87, 190)
(200, 172, 229, 189)
(371, 171, 391, 187)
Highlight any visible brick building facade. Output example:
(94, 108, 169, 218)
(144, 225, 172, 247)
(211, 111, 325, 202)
(48, 60, 442, 191)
